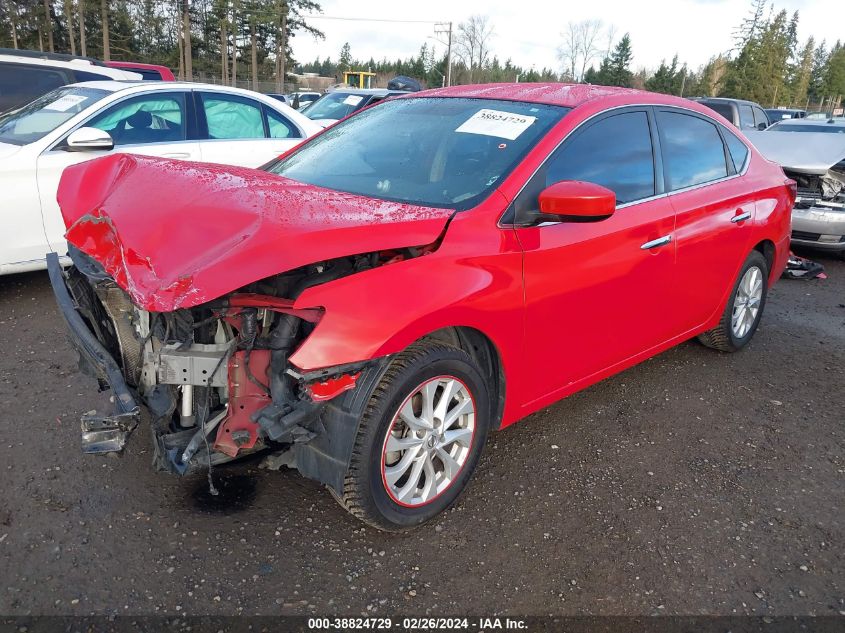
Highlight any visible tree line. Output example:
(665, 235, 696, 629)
(0, 0, 842, 109)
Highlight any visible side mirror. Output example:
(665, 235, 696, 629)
(537, 180, 616, 222)
(66, 127, 114, 151)
(757, 122, 768, 130)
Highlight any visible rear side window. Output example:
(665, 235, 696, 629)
(0, 64, 68, 113)
(657, 111, 728, 190)
(739, 105, 754, 129)
(201, 93, 264, 139)
(265, 107, 300, 139)
(545, 111, 655, 204)
(752, 107, 769, 128)
(722, 128, 749, 172)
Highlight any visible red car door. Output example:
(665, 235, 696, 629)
(655, 109, 754, 332)
(510, 108, 677, 406)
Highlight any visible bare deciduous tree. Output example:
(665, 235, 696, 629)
(455, 15, 494, 82)
(557, 20, 607, 82)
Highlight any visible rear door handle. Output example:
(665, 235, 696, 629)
(731, 211, 752, 223)
(641, 235, 672, 250)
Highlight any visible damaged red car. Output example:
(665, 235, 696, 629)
(49, 84, 793, 530)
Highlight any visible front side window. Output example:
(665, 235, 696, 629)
(269, 97, 567, 210)
(752, 107, 769, 128)
(657, 111, 728, 191)
(201, 94, 264, 139)
(545, 111, 655, 205)
(86, 92, 186, 145)
(0, 85, 107, 145)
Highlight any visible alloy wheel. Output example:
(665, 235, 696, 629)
(731, 265, 763, 338)
(380, 376, 476, 507)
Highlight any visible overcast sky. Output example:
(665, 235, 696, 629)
(291, 0, 840, 73)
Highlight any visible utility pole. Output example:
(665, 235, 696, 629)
(434, 21, 452, 87)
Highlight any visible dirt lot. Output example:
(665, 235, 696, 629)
(0, 253, 842, 617)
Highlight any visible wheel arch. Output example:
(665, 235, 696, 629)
(421, 326, 506, 431)
(752, 238, 776, 283)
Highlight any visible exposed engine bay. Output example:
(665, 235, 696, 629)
(60, 243, 432, 477)
(785, 165, 845, 210)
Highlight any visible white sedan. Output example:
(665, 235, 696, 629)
(0, 81, 323, 274)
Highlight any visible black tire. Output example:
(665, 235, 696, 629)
(698, 250, 769, 352)
(334, 341, 491, 531)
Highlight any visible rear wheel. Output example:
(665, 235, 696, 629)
(335, 341, 491, 531)
(698, 250, 768, 352)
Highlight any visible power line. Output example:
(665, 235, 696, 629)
(301, 15, 444, 25)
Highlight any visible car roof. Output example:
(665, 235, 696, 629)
(69, 80, 294, 97)
(691, 97, 762, 106)
(406, 82, 720, 111)
(0, 53, 139, 79)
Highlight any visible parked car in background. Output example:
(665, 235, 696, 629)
(764, 108, 806, 122)
(806, 111, 845, 120)
(746, 118, 845, 256)
(0, 80, 321, 274)
(690, 97, 771, 131)
(287, 91, 321, 110)
(267, 93, 290, 105)
(104, 61, 175, 81)
(0, 49, 140, 113)
(301, 88, 408, 125)
(49, 84, 791, 530)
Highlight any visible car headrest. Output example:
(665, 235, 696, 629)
(126, 110, 153, 129)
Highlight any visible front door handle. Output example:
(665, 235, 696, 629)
(641, 235, 672, 250)
(731, 211, 752, 223)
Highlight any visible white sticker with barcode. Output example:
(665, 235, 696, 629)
(455, 108, 537, 140)
(43, 95, 87, 112)
(342, 95, 364, 106)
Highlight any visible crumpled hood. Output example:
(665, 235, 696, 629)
(59, 153, 453, 311)
(745, 130, 845, 174)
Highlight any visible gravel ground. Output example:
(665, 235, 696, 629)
(0, 253, 842, 617)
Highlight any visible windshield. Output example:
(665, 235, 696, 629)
(0, 86, 108, 145)
(269, 97, 568, 210)
(769, 122, 845, 133)
(303, 92, 371, 121)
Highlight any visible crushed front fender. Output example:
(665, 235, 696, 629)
(47, 252, 140, 453)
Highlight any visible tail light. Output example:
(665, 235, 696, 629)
(786, 179, 797, 205)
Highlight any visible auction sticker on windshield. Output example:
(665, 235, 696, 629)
(343, 95, 364, 106)
(43, 95, 88, 112)
(456, 108, 537, 140)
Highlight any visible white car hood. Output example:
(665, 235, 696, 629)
(0, 142, 21, 160)
(745, 130, 845, 175)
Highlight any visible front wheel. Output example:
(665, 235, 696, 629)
(698, 250, 769, 352)
(335, 341, 491, 531)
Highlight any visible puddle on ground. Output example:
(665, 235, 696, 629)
(188, 472, 258, 514)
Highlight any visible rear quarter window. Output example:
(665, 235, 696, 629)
(722, 128, 749, 171)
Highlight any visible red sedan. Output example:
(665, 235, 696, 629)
(49, 84, 793, 530)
